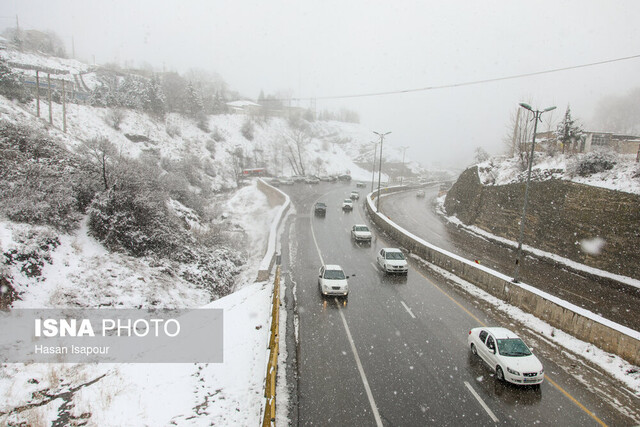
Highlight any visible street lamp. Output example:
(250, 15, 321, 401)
(370, 140, 378, 193)
(513, 103, 556, 283)
(399, 146, 409, 185)
(374, 131, 391, 212)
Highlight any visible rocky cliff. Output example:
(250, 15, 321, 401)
(444, 166, 640, 279)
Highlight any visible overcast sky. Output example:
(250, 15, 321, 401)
(3, 0, 640, 168)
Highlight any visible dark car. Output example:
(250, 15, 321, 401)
(338, 174, 352, 182)
(314, 202, 327, 216)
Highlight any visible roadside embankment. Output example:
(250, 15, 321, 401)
(367, 187, 640, 366)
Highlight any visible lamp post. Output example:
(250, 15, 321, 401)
(399, 146, 409, 185)
(374, 131, 391, 212)
(370, 141, 378, 193)
(513, 103, 556, 283)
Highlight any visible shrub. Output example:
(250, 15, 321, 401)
(571, 152, 617, 177)
(241, 118, 254, 141)
(87, 187, 186, 258)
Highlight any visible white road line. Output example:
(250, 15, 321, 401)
(336, 298, 383, 427)
(310, 191, 382, 426)
(371, 262, 378, 271)
(400, 300, 416, 319)
(464, 381, 498, 423)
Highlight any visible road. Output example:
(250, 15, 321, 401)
(278, 181, 638, 426)
(378, 185, 640, 332)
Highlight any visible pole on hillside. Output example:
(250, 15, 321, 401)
(62, 79, 67, 132)
(47, 74, 52, 125)
(36, 70, 40, 117)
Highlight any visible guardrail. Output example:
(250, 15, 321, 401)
(262, 265, 281, 427)
(256, 179, 291, 282)
(366, 186, 640, 366)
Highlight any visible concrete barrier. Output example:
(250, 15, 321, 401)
(366, 187, 640, 366)
(255, 179, 291, 282)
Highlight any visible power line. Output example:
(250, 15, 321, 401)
(291, 54, 640, 102)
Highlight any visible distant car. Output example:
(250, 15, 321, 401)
(416, 190, 425, 198)
(292, 175, 305, 183)
(304, 176, 320, 184)
(342, 199, 353, 211)
(376, 248, 408, 274)
(318, 264, 349, 296)
(351, 224, 372, 243)
(279, 177, 294, 185)
(314, 202, 327, 216)
(318, 175, 333, 182)
(468, 327, 544, 386)
(350, 191, 359, 200)
(356, 182, 366, 188)
(270, 178, 281, 187)
(337, 174, 352, 182)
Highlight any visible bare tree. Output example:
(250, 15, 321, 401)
(79, 137, 119, 190)
(282, 129, 310, 176)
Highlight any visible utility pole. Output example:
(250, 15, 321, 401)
(36, 70, 40, 117)
(399, 146, 409, 185)
(513, 103, 556, 283)
(62, 79, 67, 132)
(370, 141, 378, 193)
(374, 131, 391, 212)
(47, 74, 53, 125)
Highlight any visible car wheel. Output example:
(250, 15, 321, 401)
(470, 344, 477, 356)
(496, 366, 505, 382)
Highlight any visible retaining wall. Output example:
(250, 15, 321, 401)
(368, 188, 640, 366)
(255, 179, 291, 282)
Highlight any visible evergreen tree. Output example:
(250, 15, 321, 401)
(556, 105, 583, 154)
(184, 82, 204, 118)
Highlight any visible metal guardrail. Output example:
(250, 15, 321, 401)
(262, 265, 281, 426)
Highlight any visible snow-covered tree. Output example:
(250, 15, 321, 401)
(0, 58, 32, 103)
(556, 105, 583, 154)
(183, 82, 204, 118)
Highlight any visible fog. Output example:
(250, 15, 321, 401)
(3, 0, 640, 168)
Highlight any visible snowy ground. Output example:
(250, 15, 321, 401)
(477, 153, 640, 195)
(0, 181, 284, 426)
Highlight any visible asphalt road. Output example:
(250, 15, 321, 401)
(278, 181, 637, 426)
(378, 185, 640, 332)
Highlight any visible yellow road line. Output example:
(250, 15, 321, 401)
(416, 269, 609, 427)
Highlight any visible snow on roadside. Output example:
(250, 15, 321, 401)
(420, 259, 640, 394)
(0, 181, 282, 425)
(435, 194, 640, 290)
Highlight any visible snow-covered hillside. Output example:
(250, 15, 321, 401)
(477, 153, 640, 195)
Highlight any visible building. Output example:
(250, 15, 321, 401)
(534, 130, 640, 155)
(226, 100, 262, 115)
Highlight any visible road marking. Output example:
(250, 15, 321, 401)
(415, 268, 609, 427)
(336, 298, 383, 427)
(309, 191, 382, 427)
(400, 300, 416, 319)
(464, 381, 498, 423)
(545, 376, 607, 427)
(371, 262, 378, 271)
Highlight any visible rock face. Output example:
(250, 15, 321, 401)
(444, 166, 640, 279)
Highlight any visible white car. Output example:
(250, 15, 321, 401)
(376, 248, 408, 274)
(468, 327, 544, 386)
(342, 199, 353, 211)
(351, 224, 372, 243)
(350, 191, 359, 200)
(318, 265, 349, 297)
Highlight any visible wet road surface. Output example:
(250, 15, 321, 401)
(278, 181, 638, 426)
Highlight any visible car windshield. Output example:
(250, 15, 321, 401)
(385, 251, 405, 260)
(316, 203, 326, 207)
(344, 200, 352, 203)
(324, 270, 346, 280)
(355, 226, 369, 232)
(496, 338, 532, 357)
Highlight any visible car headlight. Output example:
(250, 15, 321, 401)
(506, 367, 520, 376)
(539, 368, 544, 375)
